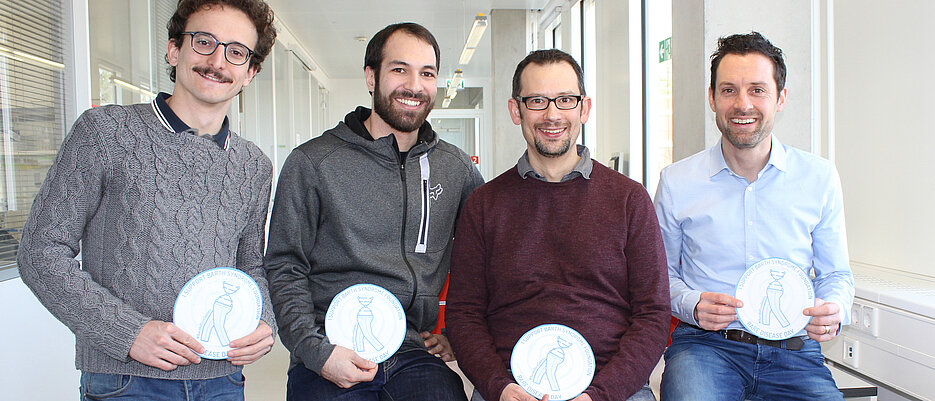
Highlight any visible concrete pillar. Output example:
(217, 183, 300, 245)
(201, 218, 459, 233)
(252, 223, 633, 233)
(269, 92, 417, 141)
(489, 9, 530, 176)
(672, 0, 818, 161)
(593, 0, 637, 173)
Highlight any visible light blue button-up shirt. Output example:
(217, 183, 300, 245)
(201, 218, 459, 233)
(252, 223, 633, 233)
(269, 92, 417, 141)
(654, 135, 854, 333)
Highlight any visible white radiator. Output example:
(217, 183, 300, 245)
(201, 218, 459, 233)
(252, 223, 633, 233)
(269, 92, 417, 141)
(822, 263, 935, 400)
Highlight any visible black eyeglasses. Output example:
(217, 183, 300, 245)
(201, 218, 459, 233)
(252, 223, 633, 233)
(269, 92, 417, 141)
(515, 95, 583, 110)
(182, 31, 254, 66)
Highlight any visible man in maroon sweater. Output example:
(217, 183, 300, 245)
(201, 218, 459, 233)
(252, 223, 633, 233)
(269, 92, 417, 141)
(446, 49, 670, 401)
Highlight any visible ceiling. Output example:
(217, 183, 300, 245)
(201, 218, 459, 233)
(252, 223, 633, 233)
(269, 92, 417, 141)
(265, 0, 551, 83)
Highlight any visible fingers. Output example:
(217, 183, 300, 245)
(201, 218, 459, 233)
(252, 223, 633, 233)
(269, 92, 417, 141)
(427, 342, 445, 355)
(803, 298, 840, 318)
(805, 322, 839, 342)
(349, 351, 378, 370)
(321, 347, 378, 388)
(695, 292, 743, 330)
(229, 321, 273, 348)
(129, 321, 203, 371)
(164, 324, 204, 363)
(227, 336, 274, 365)
(700, 292, 744, 307)
(227, 322, 274, 365)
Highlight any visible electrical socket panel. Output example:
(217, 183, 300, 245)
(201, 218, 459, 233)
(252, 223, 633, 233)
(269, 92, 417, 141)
(861, 304, 879, 337)
(851, 303, 862, 327)
(842, 338, 860, 369)
(847, 300, 879, 338)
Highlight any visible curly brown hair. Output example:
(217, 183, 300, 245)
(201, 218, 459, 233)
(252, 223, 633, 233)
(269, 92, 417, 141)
(166, 0, 277, 82)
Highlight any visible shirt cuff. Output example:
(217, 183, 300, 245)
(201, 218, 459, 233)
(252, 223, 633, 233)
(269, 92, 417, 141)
(679, 290, 703, 326)
(833, 300, 848, 333)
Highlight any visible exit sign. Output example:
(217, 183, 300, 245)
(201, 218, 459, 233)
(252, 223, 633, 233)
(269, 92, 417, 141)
(659, 37, 672, 63)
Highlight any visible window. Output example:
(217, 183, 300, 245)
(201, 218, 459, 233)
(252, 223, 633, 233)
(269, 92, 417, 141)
(643, 0, 673, 196)
(88, 0, 174, 106)
(0, 0, 68, 280)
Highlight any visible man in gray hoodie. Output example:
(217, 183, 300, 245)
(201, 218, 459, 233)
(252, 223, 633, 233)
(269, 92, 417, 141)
(265, 22, 484, 401)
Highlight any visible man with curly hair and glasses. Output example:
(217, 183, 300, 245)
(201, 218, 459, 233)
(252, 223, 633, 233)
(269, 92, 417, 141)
(18, 1, 278, 399)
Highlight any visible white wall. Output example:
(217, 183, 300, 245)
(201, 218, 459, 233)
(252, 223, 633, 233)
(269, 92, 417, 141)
(672, 0, 817, 158)
(0, 278, 79, 400)
(833, 0, 935, 279)
(327, 78, 370, 131)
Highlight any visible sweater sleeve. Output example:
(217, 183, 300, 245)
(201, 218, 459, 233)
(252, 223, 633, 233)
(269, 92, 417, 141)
(237, 154, 277, 336)
(586, 187, 670, 401)
(446, 191, 514, 401)
(17, 111, 149, 362)
(264, 149, 334, 373)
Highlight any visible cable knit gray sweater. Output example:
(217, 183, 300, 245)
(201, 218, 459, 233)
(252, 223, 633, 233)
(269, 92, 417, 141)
(17, 103, 275, 379)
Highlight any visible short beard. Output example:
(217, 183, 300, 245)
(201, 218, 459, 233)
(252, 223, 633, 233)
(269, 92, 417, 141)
(534, 136, 572, 158)
(372, 71, 434, 133)
(719, 123, 770, 149)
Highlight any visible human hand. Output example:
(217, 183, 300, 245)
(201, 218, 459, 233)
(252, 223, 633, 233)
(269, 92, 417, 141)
(803, 298, 842, 342)
(499, 383, 549, 401)
(320, 346, 378, 388)
(570, 393, 592, 401)
(694, 292, 744, 330)
(421, 331, 455, 361)
(227, 321, 274, 365)
(129, 320, 204, 371)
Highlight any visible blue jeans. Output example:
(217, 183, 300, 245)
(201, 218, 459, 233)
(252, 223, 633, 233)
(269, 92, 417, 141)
(287, 349, 467, 401)
(661, 324, 843, 401)
(79, 371, 244, 400)
(470, 383, 656, 401)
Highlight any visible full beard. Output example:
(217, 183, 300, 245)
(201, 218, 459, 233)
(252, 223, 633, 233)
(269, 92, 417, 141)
(373, 79, 433, 133)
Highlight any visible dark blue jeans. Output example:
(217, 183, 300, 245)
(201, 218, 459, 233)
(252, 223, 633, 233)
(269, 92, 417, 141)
(79, 371, 244, 400)
(287, 349, 467, 401)
(661, 324, 844, 401)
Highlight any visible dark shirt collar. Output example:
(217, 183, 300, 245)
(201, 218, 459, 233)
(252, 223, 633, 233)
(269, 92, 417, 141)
(517, 145, 593, 182)
(151, 92, 229, 149)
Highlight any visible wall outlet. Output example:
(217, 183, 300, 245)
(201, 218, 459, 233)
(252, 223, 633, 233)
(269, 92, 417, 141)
(851, 303, 862, 327)
(842, 338, 859, 369)
(861, 305, 879, 337)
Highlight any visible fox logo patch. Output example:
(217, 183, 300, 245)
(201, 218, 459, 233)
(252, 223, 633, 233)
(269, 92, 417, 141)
(429, 184, 443, 200)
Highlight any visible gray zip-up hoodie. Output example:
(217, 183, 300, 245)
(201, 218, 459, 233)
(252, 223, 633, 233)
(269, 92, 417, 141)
(265, 107, 484, 373)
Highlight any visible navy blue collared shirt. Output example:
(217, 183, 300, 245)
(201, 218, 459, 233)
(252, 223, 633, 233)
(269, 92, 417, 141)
(151, 92, 229, 149)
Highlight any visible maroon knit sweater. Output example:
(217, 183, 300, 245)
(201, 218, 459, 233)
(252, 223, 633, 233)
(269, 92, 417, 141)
(447, 161, 670, 401)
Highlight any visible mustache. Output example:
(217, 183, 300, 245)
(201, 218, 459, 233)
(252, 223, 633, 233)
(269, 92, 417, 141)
(534, 122, 569, 129)
(390, 89, 431, 104)
(192, 66, 233, 84)
(728, 111, 761, 118)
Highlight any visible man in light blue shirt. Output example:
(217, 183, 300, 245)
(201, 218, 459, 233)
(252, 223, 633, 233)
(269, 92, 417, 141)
(654, 32, 854, 400)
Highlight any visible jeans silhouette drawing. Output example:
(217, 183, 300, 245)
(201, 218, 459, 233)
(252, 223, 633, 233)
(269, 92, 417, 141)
(760, 270, 791, 327)
(199, 282, 240, 346)
(532, 337, 571, 391)
(353, 296, 384, 352)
